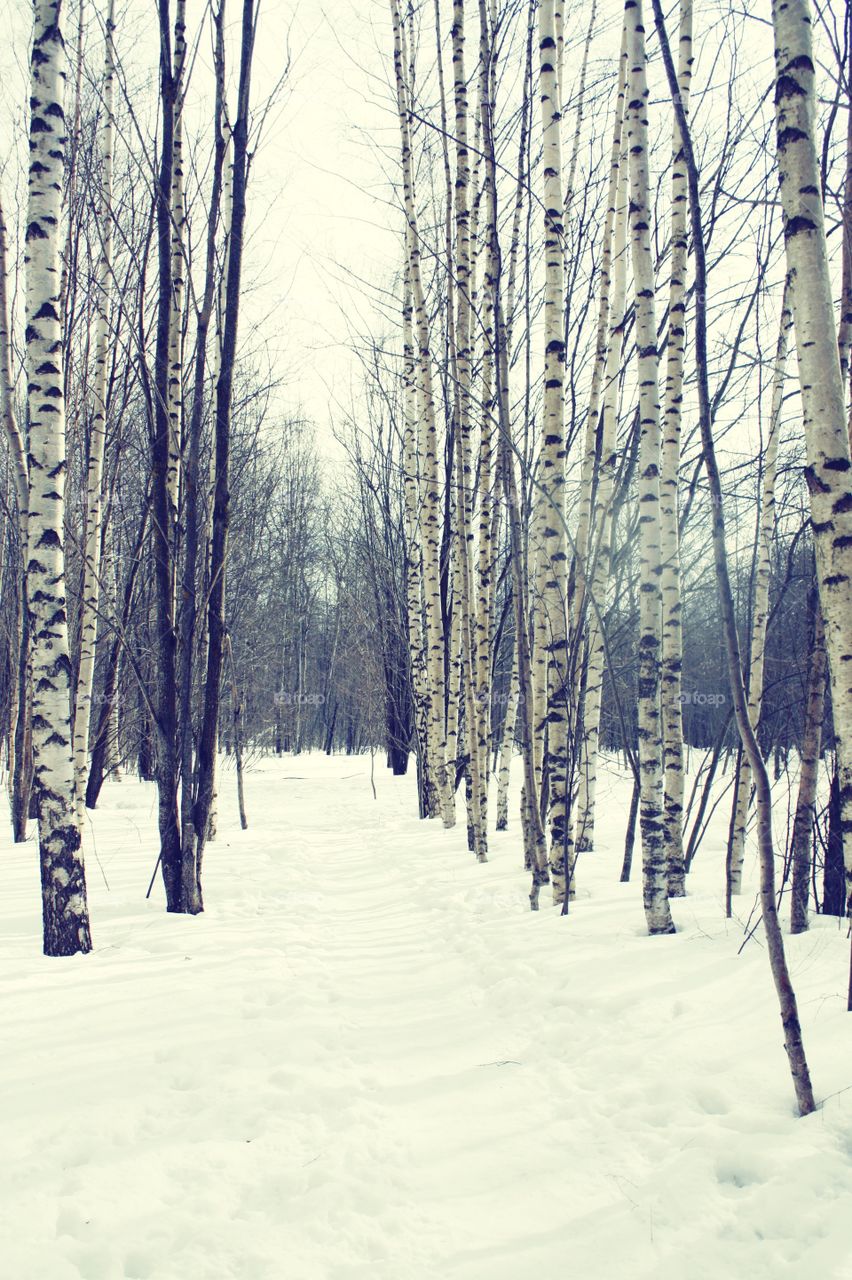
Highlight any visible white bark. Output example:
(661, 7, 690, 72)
(26, 0, 92, 955)
(659, 0, 692, 897)
(624, 0, 674, 935)
(772, 0, 852, 914)
(391, 0, 454, 827)
(576, 113, 630, 856)
(166, 0, 187, 525)
(73, 0, 116, 826)
(535, 0, 571, 903)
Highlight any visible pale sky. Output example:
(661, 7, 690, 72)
(0, 0, 402, 450)
(0, 0, 846, 477)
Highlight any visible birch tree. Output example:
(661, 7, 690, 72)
(624, 0, 675, 935)
(659, 0, 692, 898)
(390, 0, 454, 829)
(653, 0, 815, 1112)
(25, 0, 93, 955)
(535, 0, 572, 904)
(772, 0, 852, 930)
(72, 0, 116, 826)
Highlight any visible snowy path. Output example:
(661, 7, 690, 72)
(2, 755, 852, 1279)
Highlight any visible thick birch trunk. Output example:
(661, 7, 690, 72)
(72, 0, 116, 826)
(625, 0, 675, 935)
(772, 0, 852, 922)
(26, 0, 92, 955)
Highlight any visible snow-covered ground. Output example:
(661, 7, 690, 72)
(1, 753, 851, 1280)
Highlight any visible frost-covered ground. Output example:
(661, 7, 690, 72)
(1, 753, 851, 1280)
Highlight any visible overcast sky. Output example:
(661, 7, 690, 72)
(0, 0, 403, 450)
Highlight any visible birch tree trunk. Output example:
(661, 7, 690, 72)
(791, 598, 827, 933)
(474, 0, 497, 844)
(495, 648, 518, 830)
(576, 144, 630, 857)
(0, 194, 33, 842)
(153, 0, 182, 910)
(166, 0, 187, 527)
(490, 1, 534, 836)
(451, 0, 486, 858)
(402, 267, 434, 816)
(25, 0, 93, 956)
(659, 0, 692, 897)
(652, 0, 815, 1111)
(72, 0, 116, 826)
(536, 0, 572, 904)
(568, 22, 626, 640)
(477, 0, 548, 902)
(772, 0, 852, 925)
(728, 286, 790, 896)
(624, 0, 675, 935)
(391, 0, 454, 828)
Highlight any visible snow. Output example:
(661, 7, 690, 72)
(1, 754, 851, 1279)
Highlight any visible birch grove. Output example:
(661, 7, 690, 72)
(0, 0, 850, 1121)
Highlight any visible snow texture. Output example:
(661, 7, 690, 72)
(1, 754, 851, 1279)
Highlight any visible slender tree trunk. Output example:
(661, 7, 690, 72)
(72, 0, 116, 826)
(478, 0, 548, 903)
(451, 0, 486, 859)
(495, 643, 518, 831)
(153, 0, 182, 910)
(25, 0, 93, 956)
(175, 0, 226, 910)
(390, 0, 454, 828)
(86, 496, 150, 809)
(659, 0, 692, 897)
(536, 0, 571, 905)
(625, 0, 675, 935)
(402, 266, 433, 817)
(166, 0, 187, 530)
(654, 0, 815, 1112)
(728, 285, 790, 895)
(574, 28, 628, 857)
(225, 632, 247, 830)
(191, 0, 257, 899)
(791, 598, 827, 933)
